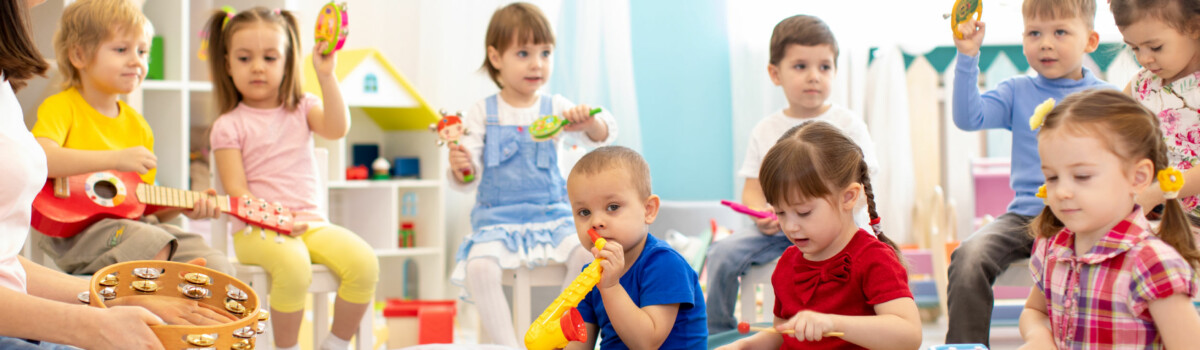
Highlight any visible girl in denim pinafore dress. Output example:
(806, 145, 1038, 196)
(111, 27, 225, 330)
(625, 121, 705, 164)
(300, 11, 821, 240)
(449, 93, 617, 347)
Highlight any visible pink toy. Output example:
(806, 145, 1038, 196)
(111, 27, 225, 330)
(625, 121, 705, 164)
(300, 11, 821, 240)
(720, 200, 777, 221)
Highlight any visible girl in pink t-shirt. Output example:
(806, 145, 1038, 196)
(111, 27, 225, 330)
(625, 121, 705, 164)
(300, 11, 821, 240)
(205, 7, 377, 350)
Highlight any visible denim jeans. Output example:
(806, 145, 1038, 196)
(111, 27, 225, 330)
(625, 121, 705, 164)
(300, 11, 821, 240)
(944, 212, 1036, 346)
(0, 337, 78, 350)
(704, 227, 793, 333)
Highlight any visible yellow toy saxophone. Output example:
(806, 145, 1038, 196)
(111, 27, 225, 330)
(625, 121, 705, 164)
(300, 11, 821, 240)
(524, 228, 606, 350)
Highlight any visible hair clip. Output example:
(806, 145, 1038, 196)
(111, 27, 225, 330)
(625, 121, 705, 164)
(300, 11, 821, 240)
(1036, 184, 1047, 201)
(273, 8, 282, 15)
(1159, 167, 1185, 199)
(1029, 98, 1055, 131)
(869, 217, 882, 236)
(221, 5, 236, 27)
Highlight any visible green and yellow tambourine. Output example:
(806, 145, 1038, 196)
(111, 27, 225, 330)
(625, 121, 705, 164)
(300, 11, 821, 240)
(529, 108, 601, 142)
(314, 1, 349, 55)
(949, 0, 982, 39)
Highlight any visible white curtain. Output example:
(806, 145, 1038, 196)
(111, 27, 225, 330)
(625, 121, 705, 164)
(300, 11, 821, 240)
(551, 1, 641, 151)
(864, 47, 915, 244)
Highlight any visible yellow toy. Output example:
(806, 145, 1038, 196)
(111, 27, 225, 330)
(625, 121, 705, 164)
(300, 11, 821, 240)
(524, 228, 605, 350)
(948, 0, 983, 39)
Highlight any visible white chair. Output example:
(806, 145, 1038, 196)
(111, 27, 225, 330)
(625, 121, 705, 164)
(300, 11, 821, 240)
(739, 260, 777, 323)
(211, 148, 373, 350)
(500, 264, 568, 343)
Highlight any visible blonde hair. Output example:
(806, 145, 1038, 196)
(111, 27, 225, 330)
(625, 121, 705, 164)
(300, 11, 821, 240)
(1032, 89, 1200, 267)
(759, 121, 902, 261)
(1023, 0, 1097, 28)
(205, 7, 303, 114)
(570, 146, 653, 199)
(53, 0, 153, 90)
(482, 2, 555, 88)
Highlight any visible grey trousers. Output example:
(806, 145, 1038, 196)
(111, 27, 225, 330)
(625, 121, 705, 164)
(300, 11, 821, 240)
(944, 212, 1036, 346)
(36, 216, 232, 275)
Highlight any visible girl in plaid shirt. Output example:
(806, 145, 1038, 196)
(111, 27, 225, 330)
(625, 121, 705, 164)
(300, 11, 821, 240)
(1021, 89, 1200, 349)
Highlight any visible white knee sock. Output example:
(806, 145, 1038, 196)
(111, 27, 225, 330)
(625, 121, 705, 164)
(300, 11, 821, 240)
(276, 345, 300, 350)
(563, 246, 593, 291)
(319, 334, 351, 350)
(466, 258, 519, 347)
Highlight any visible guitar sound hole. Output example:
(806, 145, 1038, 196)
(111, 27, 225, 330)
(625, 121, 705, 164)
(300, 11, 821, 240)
(93, 181, 117, 199)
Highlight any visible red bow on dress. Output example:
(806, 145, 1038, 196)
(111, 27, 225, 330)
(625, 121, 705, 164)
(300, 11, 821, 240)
(792, 253, 852, 304)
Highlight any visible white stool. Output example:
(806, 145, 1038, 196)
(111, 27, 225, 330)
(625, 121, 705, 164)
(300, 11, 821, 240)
(500, 264, 568, 343)
(740, 260, 778, 323)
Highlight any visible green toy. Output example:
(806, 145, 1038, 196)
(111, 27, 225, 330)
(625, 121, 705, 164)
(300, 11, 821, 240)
(529, 108, 601, 142)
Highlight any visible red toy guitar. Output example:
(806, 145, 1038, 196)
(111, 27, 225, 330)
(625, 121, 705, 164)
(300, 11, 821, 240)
(31, 171, 295, 238)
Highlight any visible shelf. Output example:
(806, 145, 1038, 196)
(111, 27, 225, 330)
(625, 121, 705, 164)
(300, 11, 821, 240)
(141, 80, 212, 92)
(328, 179, 441, 190)
(374, 247, 441, 258)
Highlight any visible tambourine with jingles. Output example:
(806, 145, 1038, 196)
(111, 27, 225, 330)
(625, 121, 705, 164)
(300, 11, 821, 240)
(80, 261, 267, 350)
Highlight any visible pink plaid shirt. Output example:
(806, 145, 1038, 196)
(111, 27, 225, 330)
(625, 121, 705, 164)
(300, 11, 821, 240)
(1030, 207, 1197, 349)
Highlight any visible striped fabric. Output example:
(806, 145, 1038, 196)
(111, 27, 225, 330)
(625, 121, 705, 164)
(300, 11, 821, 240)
(1030, 208, 1197, 349)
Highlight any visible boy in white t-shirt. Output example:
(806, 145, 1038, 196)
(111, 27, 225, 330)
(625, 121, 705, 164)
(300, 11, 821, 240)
(705, 14, 879, 334)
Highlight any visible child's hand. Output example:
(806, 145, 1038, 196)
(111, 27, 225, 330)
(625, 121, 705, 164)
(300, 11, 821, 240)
(114, 146, 157, 174)
(448, 144, 474, 182)
(953, 19, 986, 57)
(312, 42, 337, 78)
(754, 205, 780, 235)
(781, 310, 836, 342)
(183, 189, 220, 220)
(562, 105, 598, 132)
(714, 341, 747, 350)
(593, 238, 625, 289)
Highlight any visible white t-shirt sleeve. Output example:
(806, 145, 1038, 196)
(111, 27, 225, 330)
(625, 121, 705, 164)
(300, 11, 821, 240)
(554, 95, 618, 148)
(447, 100, 488, 193)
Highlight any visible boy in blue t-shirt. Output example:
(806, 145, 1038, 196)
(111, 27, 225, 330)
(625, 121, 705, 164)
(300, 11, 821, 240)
(564, 146, 707, 349)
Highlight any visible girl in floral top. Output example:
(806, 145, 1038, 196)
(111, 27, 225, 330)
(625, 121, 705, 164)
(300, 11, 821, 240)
(1111, 0, 1200, 213)
(1021, 89, 1200, 349)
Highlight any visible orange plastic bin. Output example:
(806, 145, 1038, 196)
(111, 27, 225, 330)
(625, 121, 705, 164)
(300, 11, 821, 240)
(384, 299, 456, 348)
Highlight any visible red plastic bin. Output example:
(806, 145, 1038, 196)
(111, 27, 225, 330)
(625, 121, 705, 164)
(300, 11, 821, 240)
(383, 299, 456, 348)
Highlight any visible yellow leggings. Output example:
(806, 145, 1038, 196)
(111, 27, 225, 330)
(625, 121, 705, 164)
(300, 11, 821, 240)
(232, 222, 379, 313)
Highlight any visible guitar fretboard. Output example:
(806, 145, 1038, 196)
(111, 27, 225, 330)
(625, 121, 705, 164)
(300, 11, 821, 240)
(135, 184, 231, 212)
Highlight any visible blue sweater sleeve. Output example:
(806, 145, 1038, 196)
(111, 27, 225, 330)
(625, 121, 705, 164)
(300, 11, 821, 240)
(953, 52, 1016, 131)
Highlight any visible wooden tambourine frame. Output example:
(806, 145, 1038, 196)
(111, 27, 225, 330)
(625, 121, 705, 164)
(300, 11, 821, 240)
(84, 261, 266, 350)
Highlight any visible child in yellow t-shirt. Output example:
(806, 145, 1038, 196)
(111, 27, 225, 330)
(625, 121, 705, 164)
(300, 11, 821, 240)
(30, 0, 230, 275)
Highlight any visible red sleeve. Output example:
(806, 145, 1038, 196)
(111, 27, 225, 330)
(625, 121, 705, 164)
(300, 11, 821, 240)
(861, 243, 912, 305)
(773, 247, 796, 319)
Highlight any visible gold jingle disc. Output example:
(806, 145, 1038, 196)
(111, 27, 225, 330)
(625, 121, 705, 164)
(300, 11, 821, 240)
(99, 286, 117, 300)
(185, 334, 216, 347)
(98, 273, 119, 287)
(77, 291, 89, 304)
(132, 267, 162, 280)
(255, 321, 267, 334)
(179, 284, 210, 300)
(183, 272, 211, 285)
(131, 280, 159, 293)
(232, 338, 255, 350)
(257, 309, 270, 321)
(225, 299, 247, 315)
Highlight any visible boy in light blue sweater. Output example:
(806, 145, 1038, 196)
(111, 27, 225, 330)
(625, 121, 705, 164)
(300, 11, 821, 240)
(944, 0, 1115, 345)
